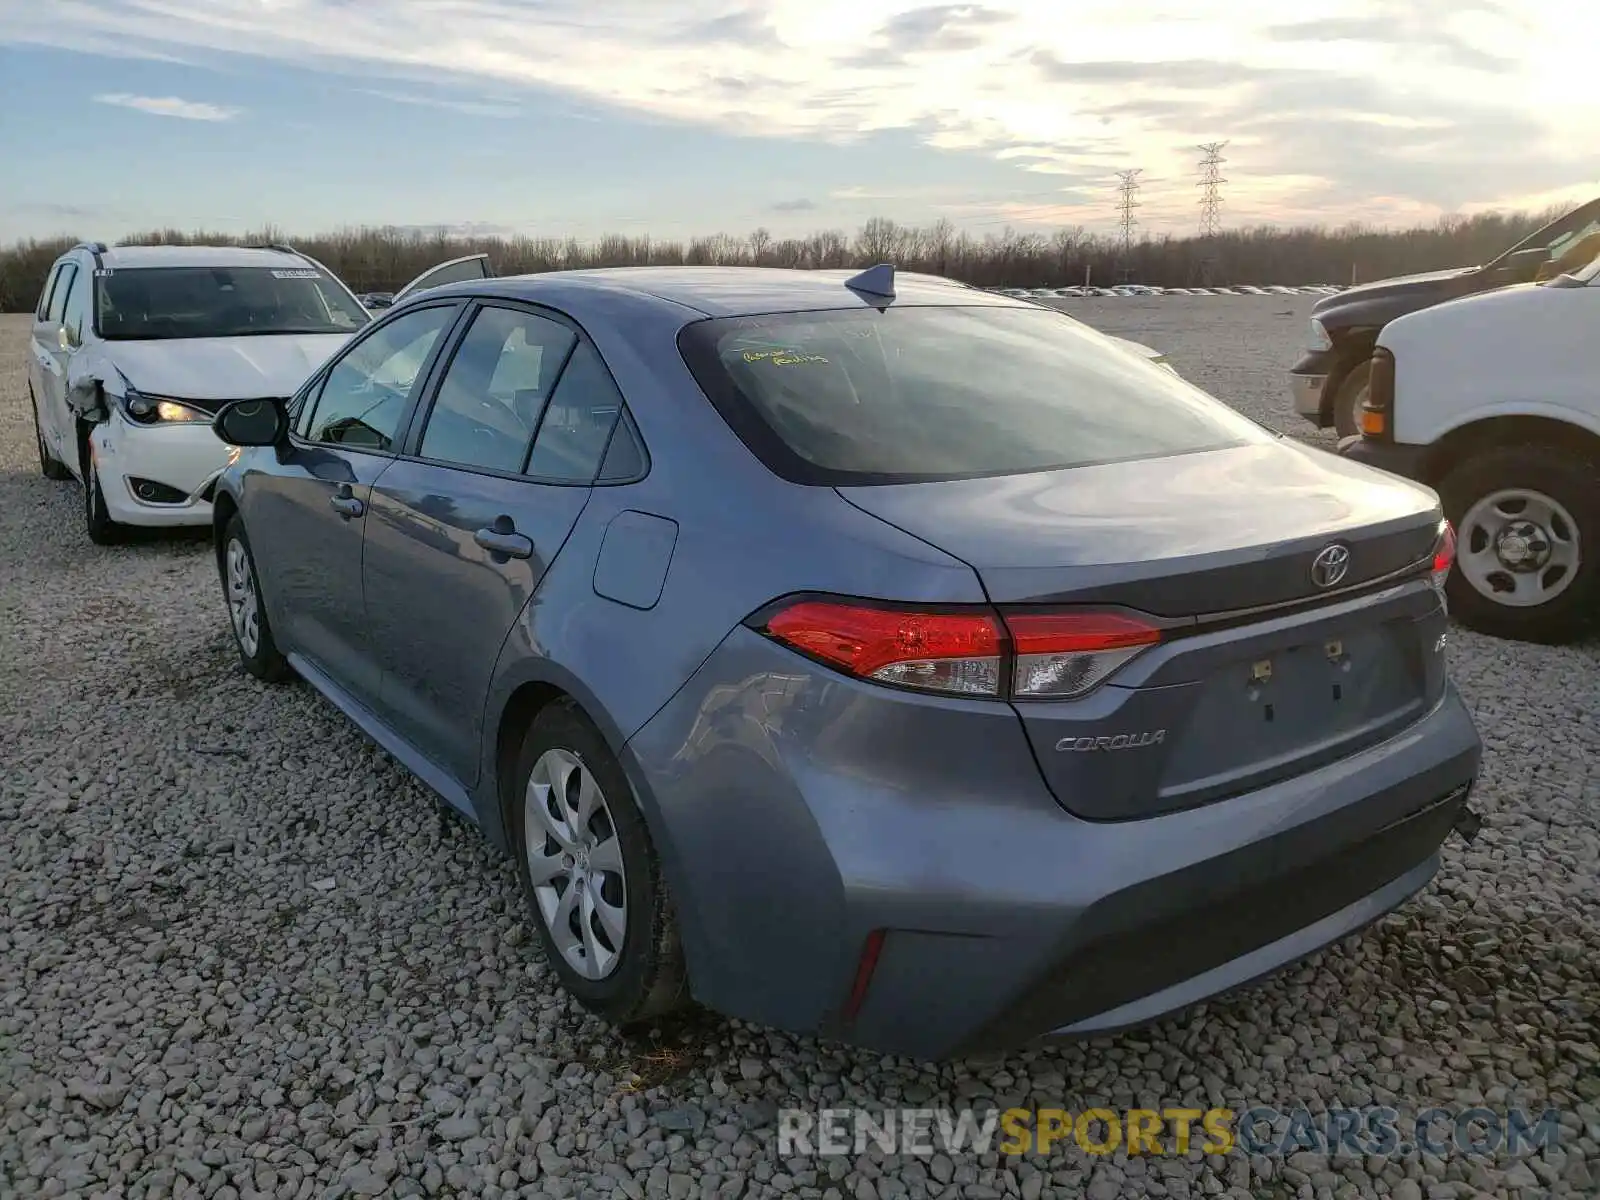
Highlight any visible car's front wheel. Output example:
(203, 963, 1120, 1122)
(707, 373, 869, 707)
(510, 700, 688, 1024)
(81, 437, 123, 545)
(221, 515, 291, 681)
(1438, 444, 1599, 644)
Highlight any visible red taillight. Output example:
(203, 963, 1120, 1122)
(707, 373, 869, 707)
(1006, 610, 1163, 699)
(758, 599, 1163, 699)
(763, 600, 1004, 696)
(1431, 519, 1456, 588)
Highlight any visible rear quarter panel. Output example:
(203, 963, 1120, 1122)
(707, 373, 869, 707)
(473, 290, 985, 844)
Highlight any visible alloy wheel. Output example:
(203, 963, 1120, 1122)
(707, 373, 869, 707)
(226, 537, 262, 657)
(523, 747, 628, 980)
(1457, 487, 1581, 608)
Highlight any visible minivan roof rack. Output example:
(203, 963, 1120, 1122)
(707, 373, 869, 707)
(74, 241, 107, 269)
(246, 243, 300, 255)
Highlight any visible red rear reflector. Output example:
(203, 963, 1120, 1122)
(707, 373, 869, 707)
(763, 601, 1003, 696)
(841, 929, 887, 1022)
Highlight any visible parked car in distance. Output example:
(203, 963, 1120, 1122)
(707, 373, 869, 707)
(211, 264, 1480, 1060)
(26, 244, 491, 543)
(1291, 196, 1600, 437)
(1339, 252, 1600, 644)
(360, 291, 396, 310)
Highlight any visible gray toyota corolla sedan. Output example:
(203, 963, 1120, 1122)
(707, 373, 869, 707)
(210, 265, 1482, 1060)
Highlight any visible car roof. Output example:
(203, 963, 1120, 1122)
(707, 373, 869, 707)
(424, 265, 1025, 319)
(89, 244, 314, 271)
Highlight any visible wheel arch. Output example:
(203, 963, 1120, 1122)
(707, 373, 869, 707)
(1419, 415, 1600, 488)
(482, 664, 667, 861)
(1318, 327, 1380, 424)
(211, 489, 240, 574)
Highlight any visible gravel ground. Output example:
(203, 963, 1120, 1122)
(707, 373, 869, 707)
(2, 300, 1596, 1200)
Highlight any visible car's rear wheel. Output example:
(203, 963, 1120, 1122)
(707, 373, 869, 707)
(81, 437, 123, 545)
(1438, 444, 1599, 644)
(222, 515, 291, 681)
(1331, 359, 1371, 437)
(510, 701, 687, 1024)
(32, 389, 72, 481)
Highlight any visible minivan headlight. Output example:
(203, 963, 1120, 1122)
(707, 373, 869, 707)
(120, 387, 211, 425)
(1308, 318, 1332, 352)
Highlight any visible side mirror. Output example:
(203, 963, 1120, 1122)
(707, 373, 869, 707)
(213, 398, 287, 447)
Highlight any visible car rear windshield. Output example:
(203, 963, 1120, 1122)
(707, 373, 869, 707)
(97, 266, 370, 340)
(678, 305, 1270, 484)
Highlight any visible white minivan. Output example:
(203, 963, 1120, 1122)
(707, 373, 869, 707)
(1338, 254, 1600, 644)
(28, 243, 489, 543)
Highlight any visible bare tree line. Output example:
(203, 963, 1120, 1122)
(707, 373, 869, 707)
(0, 208, 1561, 312)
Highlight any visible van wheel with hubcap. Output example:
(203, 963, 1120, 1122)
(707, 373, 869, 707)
(222, 515, 291, 681)
(1438, 444, 1599, 644)
(1332, 360, 1371, 437)
(32, 390, 72, 480)
(510, 700, 687, 1025)
(81, 440, 123, 545)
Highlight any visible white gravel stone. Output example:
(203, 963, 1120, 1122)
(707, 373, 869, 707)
(0, 302, 1595, 1200)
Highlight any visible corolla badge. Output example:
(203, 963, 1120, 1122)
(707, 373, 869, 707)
(1056, 730, 1166, 752)
(1310, 543, 1351, 589)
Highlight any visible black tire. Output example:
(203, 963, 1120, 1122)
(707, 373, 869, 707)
(81, 436, 123, 545)
(510, 700, 688, 1024)
(1437, 444, 1600, 645)
(32, 389, 72, 480)
(220, 515, 291, 681)
(1331, 359, 1371, 438)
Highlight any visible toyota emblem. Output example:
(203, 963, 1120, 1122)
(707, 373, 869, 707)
(1310, 543, 1351, 588)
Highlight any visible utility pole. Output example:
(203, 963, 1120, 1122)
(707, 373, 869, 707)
(1196, 142, 1227, 286)
(1115, 168, 1142, 283)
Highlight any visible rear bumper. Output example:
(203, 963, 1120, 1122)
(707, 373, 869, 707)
(1337, 434, 1426, 482)
(626, 628, 1482, 1061)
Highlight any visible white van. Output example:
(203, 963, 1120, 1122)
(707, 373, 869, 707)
(1338, 254, 1600, 644)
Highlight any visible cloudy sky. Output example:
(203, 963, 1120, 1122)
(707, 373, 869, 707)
(1, 0, 1595, 243)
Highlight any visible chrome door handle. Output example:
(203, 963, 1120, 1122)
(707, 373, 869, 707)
(330, 490, 365, 519)
(474, 516, 533, 560)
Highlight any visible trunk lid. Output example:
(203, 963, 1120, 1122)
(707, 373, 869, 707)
(836, 440, 1442, 613)
(838, 441, 1450, 820)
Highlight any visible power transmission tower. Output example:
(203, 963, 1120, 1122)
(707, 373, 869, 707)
(1115, 168, 1142, 282)
(1196, 142, 1227, 285)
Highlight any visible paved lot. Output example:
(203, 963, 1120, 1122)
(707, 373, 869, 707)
(2, 301, 1596, 1200)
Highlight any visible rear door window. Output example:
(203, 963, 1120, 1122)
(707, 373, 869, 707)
(678, 305, 1270, 485)
(416, 305, 576, 473)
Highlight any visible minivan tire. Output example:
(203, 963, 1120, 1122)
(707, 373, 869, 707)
(81, 434, 123, 545)
(1438, 444, 1600, 645)
(510, 700, 688, 1025)
(221, 515, 291, 681)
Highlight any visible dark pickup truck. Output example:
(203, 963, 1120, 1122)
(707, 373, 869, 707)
(1289, 197, 1600, 436)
